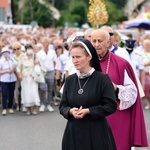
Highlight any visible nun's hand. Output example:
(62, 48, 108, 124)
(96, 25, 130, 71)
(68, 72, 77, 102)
(69, 107, 80, 116)
(75, 107, 90, 119)
(70, 106, 83, 119)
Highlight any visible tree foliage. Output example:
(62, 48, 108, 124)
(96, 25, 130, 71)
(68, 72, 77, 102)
(105, 1, 127, 26)
(55, 0, 88, 27)
(13, 0, 53, 27)
(13, 0, 128, 27)
(71, 1, 88, 26)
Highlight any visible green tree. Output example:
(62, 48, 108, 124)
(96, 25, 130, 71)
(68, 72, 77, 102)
(106, 1, 127, 25)
(56, 0, 88, 27)
(12, 0, 128, 27)
(14, 0, 54, 27)
(108, 0, 127, 7)
(71, 1, 88, 26)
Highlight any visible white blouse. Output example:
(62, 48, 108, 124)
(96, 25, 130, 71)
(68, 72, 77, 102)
(0, 57, 17, 82)
(17, 54, 34, 77)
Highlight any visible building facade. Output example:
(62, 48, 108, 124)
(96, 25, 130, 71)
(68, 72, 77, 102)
(0, 0, 12, 24)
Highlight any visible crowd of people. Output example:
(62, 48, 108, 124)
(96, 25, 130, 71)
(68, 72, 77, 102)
(0, 25, 149, 149)
(0, 26, 71, 115)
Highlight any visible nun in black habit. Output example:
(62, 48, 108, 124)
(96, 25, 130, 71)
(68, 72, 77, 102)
(59, 39, 117, 150)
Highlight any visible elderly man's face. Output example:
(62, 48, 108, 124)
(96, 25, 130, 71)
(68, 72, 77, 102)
(91, 31, 110, 58)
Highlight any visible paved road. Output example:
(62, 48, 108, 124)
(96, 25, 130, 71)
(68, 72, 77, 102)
(141, 107, 150, 150)
(0, 102, 149, 150)
(0, 106, 66, 150)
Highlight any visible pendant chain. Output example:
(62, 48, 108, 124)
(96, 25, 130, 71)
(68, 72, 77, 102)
(78, 77, 90, 93)
(106, 53, 111, 74)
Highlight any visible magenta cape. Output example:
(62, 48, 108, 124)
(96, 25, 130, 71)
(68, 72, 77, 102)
(100, 52, 148, 150)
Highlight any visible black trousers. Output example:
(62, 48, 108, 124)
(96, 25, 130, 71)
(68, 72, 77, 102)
(1, 82, 16, 109)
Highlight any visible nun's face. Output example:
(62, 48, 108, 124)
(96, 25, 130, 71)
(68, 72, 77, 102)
(71, 47, 91, 73)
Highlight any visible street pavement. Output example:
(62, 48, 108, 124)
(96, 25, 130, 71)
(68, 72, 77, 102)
(140, 107, 150, 150)
(0, 101, 149, 150)
(0, 105, 66, 150)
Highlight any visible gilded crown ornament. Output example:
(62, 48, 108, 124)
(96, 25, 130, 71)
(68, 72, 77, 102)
(88, 0, 108, 28)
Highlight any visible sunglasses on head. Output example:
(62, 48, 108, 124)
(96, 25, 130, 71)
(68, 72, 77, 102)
(14, 47, 20, 51)
(109, 33, 114, 36)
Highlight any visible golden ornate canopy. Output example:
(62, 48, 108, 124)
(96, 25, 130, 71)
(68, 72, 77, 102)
(88, 0, 108, 28)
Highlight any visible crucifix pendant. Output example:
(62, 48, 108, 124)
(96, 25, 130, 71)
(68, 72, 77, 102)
(78, 89, 83, 94)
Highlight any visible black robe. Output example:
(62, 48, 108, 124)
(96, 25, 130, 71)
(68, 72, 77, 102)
(59, 71, 117, 150)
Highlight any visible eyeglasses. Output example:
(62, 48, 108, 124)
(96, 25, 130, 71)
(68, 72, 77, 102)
(13, 47, 20, 51)
(109, 33, 114, 36)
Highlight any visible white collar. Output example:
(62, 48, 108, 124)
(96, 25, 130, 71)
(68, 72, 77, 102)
(109, 45, 114, 51)
(76, 67, 95, 79)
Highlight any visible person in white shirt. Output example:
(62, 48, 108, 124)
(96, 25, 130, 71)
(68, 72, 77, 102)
(0, 47, 17, 115)
(39, 37, 57, 112)
(55, 45, 69, 87)
(124, 39, 145, 90)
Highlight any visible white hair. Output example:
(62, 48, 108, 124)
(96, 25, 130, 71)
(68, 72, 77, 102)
(36, 43, 44, 51)
(91, 29, 110, 41)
